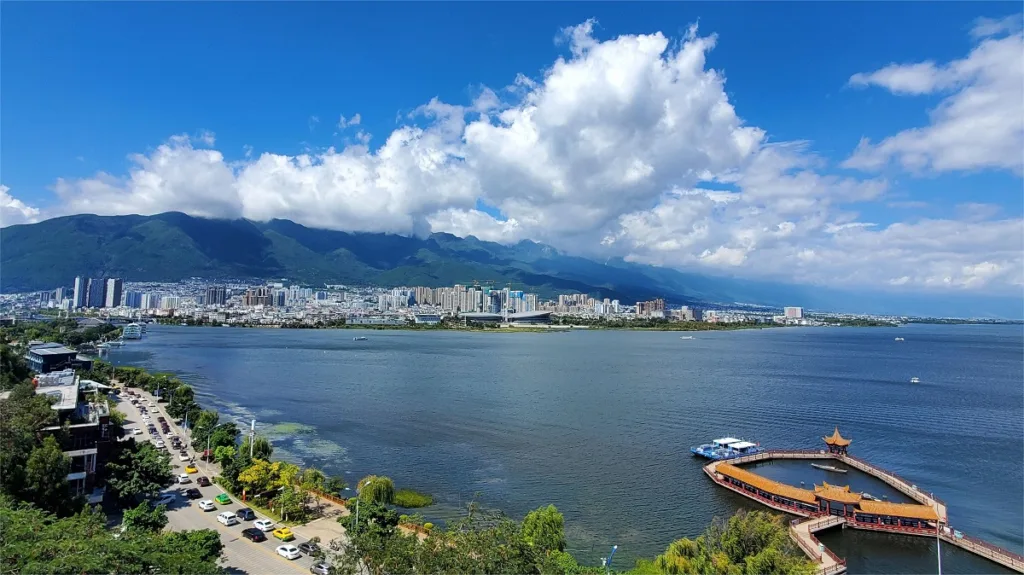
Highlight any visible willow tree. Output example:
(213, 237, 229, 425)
(357, 475, 395, 505)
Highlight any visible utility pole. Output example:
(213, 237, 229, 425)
(249, 419, 256, 458)
(937, 521, 943, 575)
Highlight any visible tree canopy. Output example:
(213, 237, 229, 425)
(632, 510, 816, 575)
(357, 475, 396, 505)
(104, 439, 174, 507)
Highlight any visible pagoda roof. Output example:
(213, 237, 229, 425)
(823, 426, 852, 446)
(857, 500, 939, 521)
(813, 482, 862, 504)
(716, 463, 818, 505)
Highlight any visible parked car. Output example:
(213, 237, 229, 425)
(185, 488, 202, 499)
(177, 473, 191, 484)
(298, 542, 321, 555)
(241, 527, 267, 542)
(133, 428, 143, 435)
(197, 500, 216, 511)
(154, 440, 166, 449)
(276, 545, 301, 560)
(197, 476, 212, 487)
(254, 519, 274, 532)
(236, 507, 256, 520)
(215, 493, 231, 505)
(309, 563, 331, 575)
(272, 527, 294, 541)
(217, 512, 239, 526)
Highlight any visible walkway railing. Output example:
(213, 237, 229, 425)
(942, 532, 1024, 572)
(789, 516, 848, 575)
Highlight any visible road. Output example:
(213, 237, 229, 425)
(117, 390, 323, 574)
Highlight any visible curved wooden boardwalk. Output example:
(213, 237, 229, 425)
(703, 450, 1023, 573)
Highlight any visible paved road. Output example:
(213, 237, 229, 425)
(118, 390, 322, 574)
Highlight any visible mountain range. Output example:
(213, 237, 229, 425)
(1, 212, 1020, 318)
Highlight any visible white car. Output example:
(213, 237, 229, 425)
(177, 473, 191, 484)
(198, 500, 216, 511)
(217, 511, 238, 526)
(166, 431, 176, 438)
(147, 401, 156, 407)
(153, 493, 175, 506)
(154, 440, 165, 449)
(276, 545, 301, 560)
(141, 415, 151, 421)
(178, 452, 190, 462)
(254, 519, 275, 532)
(133, 428, 143, 435)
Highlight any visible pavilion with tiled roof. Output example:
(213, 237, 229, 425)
(823, 426, 852, 454)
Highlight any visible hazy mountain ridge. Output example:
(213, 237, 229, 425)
(2, 212, 1020, 318)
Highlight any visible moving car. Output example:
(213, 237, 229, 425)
(272, 527, 294, 541)
(185, 465, 198, 474)
(310, 563, 331, 575)
(236, 507, 256, 520)
(178, 451, 190, 461)
(254, 519, 274, 532)
(197, 476, 211, 487)
(197, 500, 216, 511)
(185, 488, 202, 499)
(276, 545, 301, 560)
(177, 473, 191, 484)
(215, 493, 231, 505)
(298, 541, 321, 555)
(241, 527, 267, 542)
(217, 511, 239, 526)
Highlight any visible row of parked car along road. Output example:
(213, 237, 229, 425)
(122, 390, 331, 574)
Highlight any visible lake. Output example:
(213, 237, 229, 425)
(110, 323, 1023, 573)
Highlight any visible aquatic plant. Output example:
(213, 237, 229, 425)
(393, 489, 434, 509)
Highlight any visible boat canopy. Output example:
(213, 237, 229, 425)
(712, 437, 742, 446)
(730, 441, 757, 449)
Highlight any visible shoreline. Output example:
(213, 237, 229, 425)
(153, 320, 894, 333)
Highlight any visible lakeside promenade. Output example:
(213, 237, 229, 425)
(702, 439, 1023, 574)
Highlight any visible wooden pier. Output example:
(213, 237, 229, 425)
(701, 430, 1023, 573)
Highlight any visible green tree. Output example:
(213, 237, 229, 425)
(300, 467, 327, 512)
(239, 435, 273, 461)
(24, 436, 77, 516)
(166, 384, 196, 419)
(122, 502, 169, 534)
(324, 475, 348, 496)
(522, 504, 566, 553)
(213, 445, 237, 465)
(0, 383, 59, 502)
(190, 410, 219, 450)
(357, 475, 395, 505)
(0, 343, 32, 390)
(208, 423, 239, 451)
(639, 510, 816, 575)
(105, 440, 174, 507)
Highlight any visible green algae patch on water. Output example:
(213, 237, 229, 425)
(394, 489, 434, 508)
(264, 422, 317, 438)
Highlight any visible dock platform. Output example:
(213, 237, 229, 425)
(703, 439, 1023, 573)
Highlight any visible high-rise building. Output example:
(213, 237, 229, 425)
(160, 296, 181, 310)
(124, 291, 144, 308)
(141, 293, 160, 309)
(86, 278, 106, 308)
(242, 287, 271, 306)
(205, 286, 227, 306)
(104, 278, 123, 308)
(73, 276, 87, 308)
(784, 306, 803, 319)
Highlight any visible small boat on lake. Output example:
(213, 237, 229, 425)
(861, 492, 881, 501)
(679, 336, 694, 340)
(910, 377, 920, 384)
(894, 337, 905, 342)
(691, 438, 764, 460)
(811, 463, 848, 474)
(353, 336, 368, 341)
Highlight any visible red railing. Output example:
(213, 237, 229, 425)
(788, 517, 848, 573)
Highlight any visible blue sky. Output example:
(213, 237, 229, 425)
(1, 2, 1021, 301)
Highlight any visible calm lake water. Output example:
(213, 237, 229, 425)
(110, 324, 1023, 573)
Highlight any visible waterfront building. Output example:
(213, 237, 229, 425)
(72, 276, 87, 308)
(205, 286, 227, 306)
(637, 298, 666, 317)
(160, 296, 181, 310)
(86, 278, 106, 308)
(785, 306, 804, 319)
(141, 293, 160, 309)
(413, 313, 441, 325)
(242, 286, 271, 306)
(104, 278, 123, 308)
(460, 311, 552, 325)
(124, 291, 143, 308)
(28, 369, 112, 504)
(25, 343, 92, 373)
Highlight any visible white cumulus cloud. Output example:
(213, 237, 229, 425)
(845, 19, 1024, 174)
(0, 185, 41, 227)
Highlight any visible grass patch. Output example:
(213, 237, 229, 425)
(394, 489, 433, 508)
